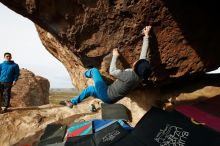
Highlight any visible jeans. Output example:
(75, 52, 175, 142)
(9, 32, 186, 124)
(0, 82, 12, 108)
(70, 68, 111, 105)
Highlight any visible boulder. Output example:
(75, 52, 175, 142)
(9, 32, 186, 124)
(1, 74, 220, 145)
(11, 69, 50, 107)
(0, 0, 220, 90)
(0, 104, 99, 146)
(0, 1, 220, 144)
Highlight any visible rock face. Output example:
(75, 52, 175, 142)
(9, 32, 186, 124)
(0, 104, 95, 146)
(1, 0, 220, 90)
(11, 69, 50, 107)
(1, 1, 220, 145)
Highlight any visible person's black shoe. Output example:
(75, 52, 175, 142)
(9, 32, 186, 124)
(65, 100, 74, 108)
(90, 104, 97, 112)
(2, 107, 7, 112)
(59, 100, 74, 108)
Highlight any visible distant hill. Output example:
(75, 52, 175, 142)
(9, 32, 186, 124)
(50, 88, 78, 93)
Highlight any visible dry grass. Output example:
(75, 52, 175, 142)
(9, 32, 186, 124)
(49, 90, 78, 104)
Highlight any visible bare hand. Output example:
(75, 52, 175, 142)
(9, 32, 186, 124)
(143, 26, 151, 37)
(113, 48, 120, 56)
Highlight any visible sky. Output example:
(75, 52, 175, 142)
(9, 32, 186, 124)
(0, 3, 73, 88)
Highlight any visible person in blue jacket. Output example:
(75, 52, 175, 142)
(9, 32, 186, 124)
(0, 52, 20, 112)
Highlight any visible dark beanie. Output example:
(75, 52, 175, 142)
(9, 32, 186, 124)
(134, 59, 152, 80)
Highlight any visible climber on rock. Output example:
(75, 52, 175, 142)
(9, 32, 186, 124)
(61, 26, 152, 108)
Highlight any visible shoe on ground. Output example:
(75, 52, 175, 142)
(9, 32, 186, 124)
(1, 107, 7, 112)
(90, 104, 97, 112)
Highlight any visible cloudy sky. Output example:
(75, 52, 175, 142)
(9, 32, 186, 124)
(0, 3, 73, 88)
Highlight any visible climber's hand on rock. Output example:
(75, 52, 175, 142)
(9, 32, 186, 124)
(113, 48, 120, 57)
(143, 26, 151, 37)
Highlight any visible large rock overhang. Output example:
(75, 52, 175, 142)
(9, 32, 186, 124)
(1, 0, 220, 89)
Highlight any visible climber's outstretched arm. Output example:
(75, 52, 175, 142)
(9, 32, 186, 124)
(139, 26, 151, 61)
(109, 48, 122, 77)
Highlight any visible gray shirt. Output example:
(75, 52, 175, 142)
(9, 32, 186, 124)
(107, 57, 141, 101)
(107, 36, 149, 101)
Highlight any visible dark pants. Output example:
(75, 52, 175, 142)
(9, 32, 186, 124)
(0, 82, 12, 108)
